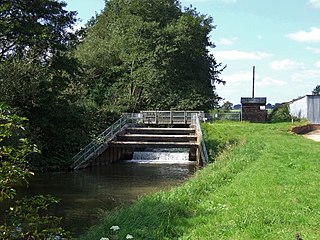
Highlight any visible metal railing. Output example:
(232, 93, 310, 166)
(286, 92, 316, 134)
(71, 114, 141, 170)
(192, 113, 209, 165)
(205, 112, 241, 121)
(141, 110, 204, 125)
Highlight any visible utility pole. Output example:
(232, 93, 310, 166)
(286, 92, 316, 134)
(252, 66, 255, 98)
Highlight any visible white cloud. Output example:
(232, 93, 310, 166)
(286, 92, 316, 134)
(287, 27, 320, 42)
(223, 71, 253, 85)
(213, 50, 272, 61)
(219, 89, 238, 94)
(306, 46, 320, 54)
(291, 69, 320, 82)
(270, 59, 304, 71)
(257, 77, 287, 87)
(217, 37, 237, 46)
(309, 0, 320, 8)
(315, 62, 320, 68)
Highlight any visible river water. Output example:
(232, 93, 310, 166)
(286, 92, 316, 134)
(10, 158, 197, 237)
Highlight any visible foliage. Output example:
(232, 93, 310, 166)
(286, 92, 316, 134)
(0, 103, 37, 202)
(76, 0, 225, 112)
(220, 101, 233, 111)
(0, 195, 69, 240)
(80, 122, 320, 239)
(0, 0, 95, 169)
(0, 104, 68, 239)
(268, 103, 292, 123)
(1, 0, 225, 170)
(312, 85, 320, 95)
(0, 0, 77, 60)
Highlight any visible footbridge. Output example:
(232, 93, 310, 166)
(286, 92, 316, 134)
(70, 111, 209, 170)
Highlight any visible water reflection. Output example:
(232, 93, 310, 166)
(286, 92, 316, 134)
(13, 162, 197, 236)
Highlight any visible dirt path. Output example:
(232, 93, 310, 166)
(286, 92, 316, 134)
(303, 130, 320, 142)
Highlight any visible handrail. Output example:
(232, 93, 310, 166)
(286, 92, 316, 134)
(192, 113, 209, 165)
(71, 113, 142, 170)
(141, 110, 203, 125)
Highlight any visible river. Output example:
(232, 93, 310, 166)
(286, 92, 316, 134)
(9, 160, 197, 237)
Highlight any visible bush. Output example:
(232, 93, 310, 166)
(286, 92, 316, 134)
(268, 104, 292, 123)
(0, 195, 70, 240)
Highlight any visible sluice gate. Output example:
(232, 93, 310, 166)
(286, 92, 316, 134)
(71, 111, 208, 170)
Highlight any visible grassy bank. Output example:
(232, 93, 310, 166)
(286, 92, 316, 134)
(80, 122, 320, 239)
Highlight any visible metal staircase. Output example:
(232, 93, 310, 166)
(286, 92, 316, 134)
(70, 113, 141, 170)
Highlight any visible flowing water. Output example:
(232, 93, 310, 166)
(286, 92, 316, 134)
(2, 149, 197, 237)
(129, 148, 190, 164)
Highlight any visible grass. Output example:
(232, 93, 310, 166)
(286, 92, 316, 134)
(79, 122, 320, 240)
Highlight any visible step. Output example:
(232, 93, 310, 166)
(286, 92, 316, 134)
(126, 127, 195, 135)
(109, 141, 198, 148)
(117, 134, 197, 142)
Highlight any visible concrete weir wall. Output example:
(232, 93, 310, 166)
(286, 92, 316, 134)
(90, 146, 198, 167)
(91, 146, 134, 166)
(87, 125, 199, 167)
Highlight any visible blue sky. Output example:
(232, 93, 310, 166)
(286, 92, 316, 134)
(66, 0, 320, 105)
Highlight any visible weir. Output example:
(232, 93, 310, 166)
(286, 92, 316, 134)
(129, 148, 191, 164)
(70, 111, 208, 170)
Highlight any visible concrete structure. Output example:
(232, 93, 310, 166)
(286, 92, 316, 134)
(289, 95, 320, 124)
(241, 97, 267, 123)
(71, 111, 208, 170)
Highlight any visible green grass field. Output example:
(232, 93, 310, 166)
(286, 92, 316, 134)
(80, 122, 320, 240)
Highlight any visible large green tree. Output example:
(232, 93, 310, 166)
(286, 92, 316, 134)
(0, 0, 76, 60)
(76, 0, 225, 112)
(0, 0, 78, 110)
(0, 0, 90, 168)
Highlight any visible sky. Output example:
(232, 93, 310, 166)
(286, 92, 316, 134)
(65, 0, 320, 105)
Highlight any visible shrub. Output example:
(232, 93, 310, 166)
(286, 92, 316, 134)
(268, 103, 292, 123)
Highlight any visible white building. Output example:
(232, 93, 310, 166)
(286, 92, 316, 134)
(289, 95, 320, 124)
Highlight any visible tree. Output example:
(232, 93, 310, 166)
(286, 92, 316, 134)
(0, 0, 92, 168)
(221, 101, 233, 110)
(312, 85, 320, 95)
(0, 0, 77, 60)
(0, 0, 78, 105)
(76, 0, 225, 112)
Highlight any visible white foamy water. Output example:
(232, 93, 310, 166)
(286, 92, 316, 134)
(127, 149, 192, 164)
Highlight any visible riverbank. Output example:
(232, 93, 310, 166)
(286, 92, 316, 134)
(80, 122, 320, 239)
